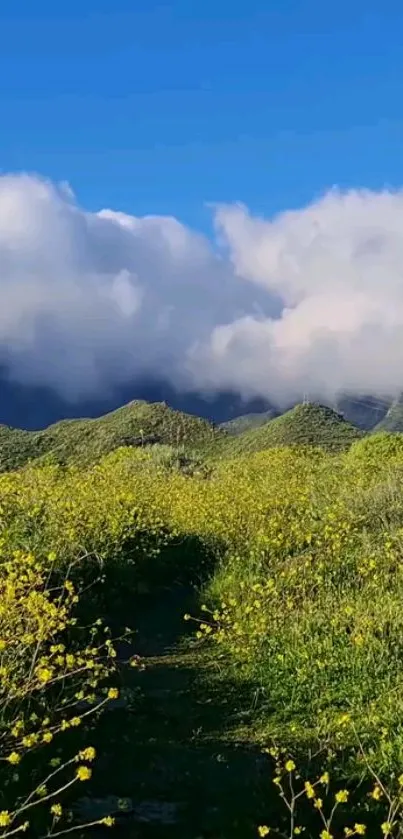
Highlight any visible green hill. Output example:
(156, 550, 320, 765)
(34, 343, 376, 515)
(0, 399, 366, 473)
(0, 425, 49, 472)
(219, 408, 277, 436)
(373, 395, 403, 433)
(0, 400, 224, 472)
(218, 402, 363, 457)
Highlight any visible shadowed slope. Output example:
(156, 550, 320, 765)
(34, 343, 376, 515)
(217, 402, 363, 457)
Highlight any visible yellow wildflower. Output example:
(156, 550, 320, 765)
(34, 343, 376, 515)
(37, 668, 53, 683)
(304, 781, 315, 799)
(76, 766, 92, 781)
(285, 759, 296, 772)
(7, 752, 21, 765)
(101, 817, 115, 827)
(107, 687, 119, 700)
(0, 812, 11, 827)
(258, 828, 270, 837)
(22, 734, 38, 748)
(79, 746, 96, 762)
(335, 789, 349, 804)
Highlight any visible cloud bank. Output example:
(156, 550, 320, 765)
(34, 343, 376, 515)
(1, 173, 403, 409)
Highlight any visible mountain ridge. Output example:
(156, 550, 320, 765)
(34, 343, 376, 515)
(0, 400, 224, 472)
(373, 394, 403, 433)
(0, 398, 368, 472)
(217, 402, 363, 457)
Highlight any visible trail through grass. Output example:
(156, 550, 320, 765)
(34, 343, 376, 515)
(88, 583, 279, 839)
(5, 437, 403, 836)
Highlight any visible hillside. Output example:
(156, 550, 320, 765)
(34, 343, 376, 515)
(219, 408, 277, 436)
(221, 394, 392, 437)
(0, 400, 224, 472)
(373, 394, 403, 433)
(335, 394, 390, 430)
(5, 398, 403, 836)
(0, 399, 366, 472)
(219, 402, 363, 456)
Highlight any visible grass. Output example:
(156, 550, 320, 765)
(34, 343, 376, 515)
(374, 396, 403, 434)
(3, 400, 403, 836)
(215, 402, 363, 457)
(0, 400, 224, 472)
(0, 424, 48, 472)
(0, 400, 365, 474)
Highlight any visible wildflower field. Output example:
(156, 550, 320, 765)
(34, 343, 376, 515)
(2, 429, 403, 836)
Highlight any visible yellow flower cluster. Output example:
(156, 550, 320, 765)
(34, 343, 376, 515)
(0, 531, 121, 835)
(1, 426, 403, 837)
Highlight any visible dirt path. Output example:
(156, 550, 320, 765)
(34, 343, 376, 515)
(86, 584, 277, 839)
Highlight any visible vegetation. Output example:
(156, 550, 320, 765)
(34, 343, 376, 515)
(3, 400, 403, 835)
(0, 400, 223, 472)
(219, 408, 277, 436)
(0, 530, 129, 836)
(216, 402, 363, 457)
(374, 396, 403, 434)
(0, 400, 363, 475)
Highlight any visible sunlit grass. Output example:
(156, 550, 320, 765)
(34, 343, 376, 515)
(2, 432, 403, 833)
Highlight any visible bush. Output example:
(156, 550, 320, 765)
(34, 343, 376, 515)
(0, 544, 127, 837)
(347, 432, 403, 469)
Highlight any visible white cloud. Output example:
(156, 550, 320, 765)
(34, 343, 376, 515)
(1, 173, 403, 408)
(191, 190, 403, 404)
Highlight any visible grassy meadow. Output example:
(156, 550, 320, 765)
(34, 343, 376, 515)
(2, 404, 403, 837)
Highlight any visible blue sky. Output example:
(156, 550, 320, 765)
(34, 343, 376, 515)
(3, 2, 403, 419)
(1, 0, 403, 231)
